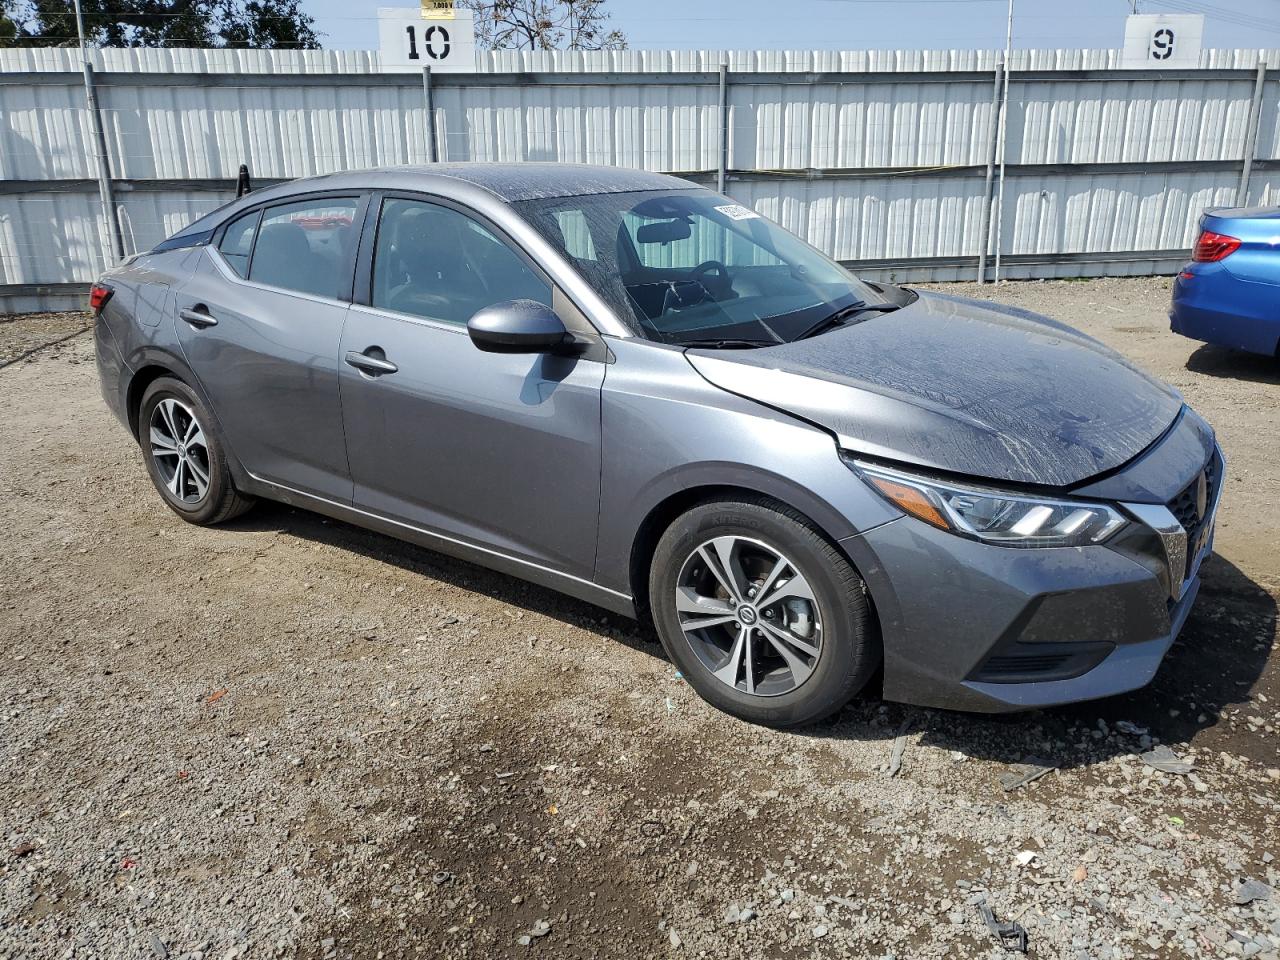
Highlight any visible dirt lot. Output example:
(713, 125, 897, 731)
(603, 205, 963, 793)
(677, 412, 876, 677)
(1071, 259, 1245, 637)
(1, 277, 1277, 960)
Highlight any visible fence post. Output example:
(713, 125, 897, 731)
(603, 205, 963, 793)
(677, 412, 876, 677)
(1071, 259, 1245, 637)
(77, 53, 124, 264)
(976, 55, 1004, 284)
(1237, 60, 1267, 207)
(422, 65, 438, 163)
(717, 61, 729, 194)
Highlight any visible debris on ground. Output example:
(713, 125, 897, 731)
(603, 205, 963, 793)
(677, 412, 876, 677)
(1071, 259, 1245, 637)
(1140, 744, 1195, 775)
(517, 919, 553, 945)
(978, 902, 1029, 953)
(998, 757, 1057, 792)
(887, 715, 913, 778)
(1234, 877, 1273, 905)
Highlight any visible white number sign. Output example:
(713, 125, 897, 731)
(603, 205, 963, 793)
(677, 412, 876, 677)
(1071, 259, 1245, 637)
(1121, 14, 1203, 70)
(378, 7, 476, 72)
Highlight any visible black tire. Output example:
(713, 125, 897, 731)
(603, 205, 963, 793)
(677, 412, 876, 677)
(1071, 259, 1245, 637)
(648, 497, 878, 728)
(138, 376, 255, 525)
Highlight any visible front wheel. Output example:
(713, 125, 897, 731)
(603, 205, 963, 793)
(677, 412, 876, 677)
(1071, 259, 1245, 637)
(648, 498, 879, 728)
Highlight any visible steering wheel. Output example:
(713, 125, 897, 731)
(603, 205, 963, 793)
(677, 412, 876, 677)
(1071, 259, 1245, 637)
(689, 259, 733, 298)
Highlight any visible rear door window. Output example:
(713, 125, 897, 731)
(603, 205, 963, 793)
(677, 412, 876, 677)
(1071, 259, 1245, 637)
(246, 198, 360, 300)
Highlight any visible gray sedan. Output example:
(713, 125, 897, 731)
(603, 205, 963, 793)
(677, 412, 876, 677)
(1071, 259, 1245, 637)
(91, 163, 1222, 727)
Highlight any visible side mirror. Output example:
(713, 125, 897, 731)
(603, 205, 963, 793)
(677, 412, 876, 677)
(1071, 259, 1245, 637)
(467, 299, 575, 354)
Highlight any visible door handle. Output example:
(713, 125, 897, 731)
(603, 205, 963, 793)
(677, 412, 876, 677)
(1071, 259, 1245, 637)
(345, 349, 399, 376)
(179, 307, 217, 329)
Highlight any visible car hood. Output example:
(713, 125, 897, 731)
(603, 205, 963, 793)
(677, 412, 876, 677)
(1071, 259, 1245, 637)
(685, 290, 1183, 488)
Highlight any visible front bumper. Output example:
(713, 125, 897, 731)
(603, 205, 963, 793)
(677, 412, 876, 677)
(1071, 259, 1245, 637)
(840, 449, 1222, 713)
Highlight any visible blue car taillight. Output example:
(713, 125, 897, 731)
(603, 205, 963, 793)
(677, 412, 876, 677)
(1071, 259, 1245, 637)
(1192, 229, 1241, 263)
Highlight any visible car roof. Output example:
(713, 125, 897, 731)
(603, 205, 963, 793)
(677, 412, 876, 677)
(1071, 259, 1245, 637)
(162, 163, 699, 247)
(352, 162, 697, 202)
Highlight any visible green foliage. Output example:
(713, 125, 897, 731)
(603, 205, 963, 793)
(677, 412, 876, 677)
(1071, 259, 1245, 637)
(0, 0, 321, 47)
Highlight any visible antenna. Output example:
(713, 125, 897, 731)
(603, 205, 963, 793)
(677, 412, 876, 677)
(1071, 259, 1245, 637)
(236, 164, 253, 198)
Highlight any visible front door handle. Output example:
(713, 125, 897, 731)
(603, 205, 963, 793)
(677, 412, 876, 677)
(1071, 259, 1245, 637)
(345, 349, 399, 376)
(179, 307, 217, 328)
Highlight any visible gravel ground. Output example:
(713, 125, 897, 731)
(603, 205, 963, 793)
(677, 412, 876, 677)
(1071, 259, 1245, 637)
(0, 277, 1277, 960)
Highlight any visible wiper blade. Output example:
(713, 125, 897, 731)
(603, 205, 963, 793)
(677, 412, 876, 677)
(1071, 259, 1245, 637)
(678, 338, 777, 349)
(795, 302, 901, 341)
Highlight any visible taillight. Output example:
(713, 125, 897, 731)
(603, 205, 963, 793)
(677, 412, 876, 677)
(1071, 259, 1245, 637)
(88, 283, 113, 313)
(1192, 230, 1241, 262)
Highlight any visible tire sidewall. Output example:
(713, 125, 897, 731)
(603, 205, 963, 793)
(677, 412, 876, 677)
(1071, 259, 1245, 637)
(649, 501, 876, 728)
(139, 378, 232, 524)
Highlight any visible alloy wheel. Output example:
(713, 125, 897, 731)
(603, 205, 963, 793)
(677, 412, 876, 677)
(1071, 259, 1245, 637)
(149, 398, 211, 504)
(675, 535, 823, 697)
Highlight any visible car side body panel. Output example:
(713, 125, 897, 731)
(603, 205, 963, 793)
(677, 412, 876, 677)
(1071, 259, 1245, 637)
(339, 303, 607, 580)
(593, 338, 901, 598)
(174, 248, 354, 503)
(93, 246, 206, 431)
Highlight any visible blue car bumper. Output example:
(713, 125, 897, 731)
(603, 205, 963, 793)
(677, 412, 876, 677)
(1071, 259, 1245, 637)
(1170, 263, 1280, 357)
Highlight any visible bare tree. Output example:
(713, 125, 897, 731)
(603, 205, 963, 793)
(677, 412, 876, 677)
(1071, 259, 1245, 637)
(460, 0, 625, 51)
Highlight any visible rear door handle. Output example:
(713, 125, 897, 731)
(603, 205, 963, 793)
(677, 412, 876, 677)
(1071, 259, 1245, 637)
(179, 307, 217, 328)
(345, 350, 399, 376)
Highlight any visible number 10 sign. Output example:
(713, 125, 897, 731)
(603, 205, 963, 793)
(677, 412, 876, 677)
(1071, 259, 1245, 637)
(378, 7, 476, 72)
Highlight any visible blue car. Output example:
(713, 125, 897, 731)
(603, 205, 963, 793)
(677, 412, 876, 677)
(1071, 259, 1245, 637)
(1170, 206, 1280, 357)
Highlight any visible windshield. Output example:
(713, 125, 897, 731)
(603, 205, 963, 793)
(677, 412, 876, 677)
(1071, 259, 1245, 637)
(514, 189, 893, 345)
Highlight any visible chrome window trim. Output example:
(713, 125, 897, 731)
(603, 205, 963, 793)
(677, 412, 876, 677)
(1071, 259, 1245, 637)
(347, 301, 469, 335)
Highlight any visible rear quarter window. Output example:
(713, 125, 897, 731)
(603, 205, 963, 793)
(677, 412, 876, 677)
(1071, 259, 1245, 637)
(217, 210, 259, 278)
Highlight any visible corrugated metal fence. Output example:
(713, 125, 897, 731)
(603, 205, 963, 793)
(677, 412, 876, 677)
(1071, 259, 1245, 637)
(2, 45, 1278, 312)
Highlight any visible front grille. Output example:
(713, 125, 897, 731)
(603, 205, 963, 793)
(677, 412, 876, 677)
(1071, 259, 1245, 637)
(1166, 450, 1221, 581)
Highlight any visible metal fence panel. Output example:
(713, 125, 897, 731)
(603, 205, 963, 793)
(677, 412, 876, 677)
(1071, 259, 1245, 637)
(2, 45, 1278, 311)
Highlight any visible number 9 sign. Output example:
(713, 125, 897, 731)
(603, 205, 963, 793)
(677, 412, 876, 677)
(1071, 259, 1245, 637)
(1121, 13, 1202, 69)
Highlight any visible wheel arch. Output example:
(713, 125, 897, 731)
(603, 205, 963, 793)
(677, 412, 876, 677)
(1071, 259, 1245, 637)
(123, 350, 251, 490)
(123, 348, 212, 439)
(126, 362, 182, 440)
(627, 482, 881, 630)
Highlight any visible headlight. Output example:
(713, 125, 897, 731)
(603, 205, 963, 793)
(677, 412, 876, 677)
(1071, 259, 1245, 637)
(852, 460, 1126, 548)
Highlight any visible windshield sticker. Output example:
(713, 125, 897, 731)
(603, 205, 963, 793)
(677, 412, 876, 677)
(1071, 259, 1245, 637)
(714, 203, 760, 221)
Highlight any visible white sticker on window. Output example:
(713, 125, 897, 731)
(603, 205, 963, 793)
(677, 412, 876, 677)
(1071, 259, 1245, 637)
(714, 203, 760, 221)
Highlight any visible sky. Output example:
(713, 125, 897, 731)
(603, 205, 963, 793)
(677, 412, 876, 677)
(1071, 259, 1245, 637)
(305, 0, 1280, 53)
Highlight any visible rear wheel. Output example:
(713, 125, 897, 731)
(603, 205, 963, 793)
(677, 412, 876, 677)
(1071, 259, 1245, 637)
(648, 498, 878, 728)
(139, 377, 254, 525)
